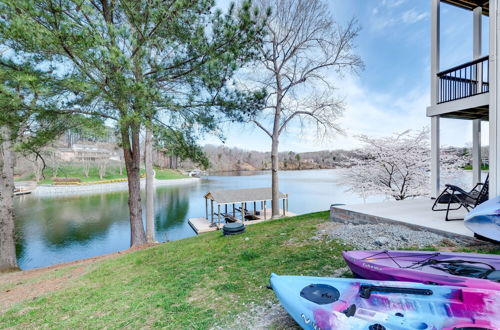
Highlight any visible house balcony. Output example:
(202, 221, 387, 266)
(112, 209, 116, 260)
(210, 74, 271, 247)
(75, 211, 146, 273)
(427, 56, 489, 120)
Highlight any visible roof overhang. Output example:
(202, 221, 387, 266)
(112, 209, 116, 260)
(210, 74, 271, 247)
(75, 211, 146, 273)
(442, 0, 489, 15)
(204, 188, 287, 204)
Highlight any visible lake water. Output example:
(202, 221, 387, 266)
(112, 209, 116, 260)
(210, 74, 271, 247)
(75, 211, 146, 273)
(13, 169, 471, 270)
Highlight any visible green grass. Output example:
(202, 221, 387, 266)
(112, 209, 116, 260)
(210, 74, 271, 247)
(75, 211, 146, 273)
(154, 168, 188, 180)
(1, 211, 497, 329)
(0, 211, 346, 329)
(463, 164, 489, 171)
(15, 165, 186, 184)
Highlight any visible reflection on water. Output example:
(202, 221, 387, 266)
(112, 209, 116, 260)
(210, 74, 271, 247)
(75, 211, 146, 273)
(14, 169, 473, 270)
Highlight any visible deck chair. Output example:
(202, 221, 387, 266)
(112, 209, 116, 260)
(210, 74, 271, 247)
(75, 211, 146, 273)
(432, 174, 489, 221)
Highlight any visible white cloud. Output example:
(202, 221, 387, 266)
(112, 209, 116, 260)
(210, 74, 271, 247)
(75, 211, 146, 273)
(383, 0, 406, 8)
(203, 74, 485, 152)
(401, 9, 429, 24)
(370, 4, 428, 31)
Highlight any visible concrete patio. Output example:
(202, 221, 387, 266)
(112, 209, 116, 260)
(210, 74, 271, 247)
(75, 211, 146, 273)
(330, 199, 473, 238)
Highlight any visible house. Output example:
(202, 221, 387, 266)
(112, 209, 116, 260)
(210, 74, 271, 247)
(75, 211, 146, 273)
(331, 0, 498, 238)
(427, 0, 497, 197)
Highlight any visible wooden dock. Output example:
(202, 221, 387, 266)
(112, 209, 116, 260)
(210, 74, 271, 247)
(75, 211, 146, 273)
(14, 190, 32, 196)
(188, 208, 297, 234)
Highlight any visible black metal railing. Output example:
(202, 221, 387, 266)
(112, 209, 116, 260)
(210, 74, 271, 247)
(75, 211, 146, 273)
(437, 55, 489, 103)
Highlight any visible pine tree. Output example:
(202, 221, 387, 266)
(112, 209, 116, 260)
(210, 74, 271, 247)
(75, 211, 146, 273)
(0, 0, 266, 247)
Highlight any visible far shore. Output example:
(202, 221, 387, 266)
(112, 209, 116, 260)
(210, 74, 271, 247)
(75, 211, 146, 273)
(30, 177, 200, 197)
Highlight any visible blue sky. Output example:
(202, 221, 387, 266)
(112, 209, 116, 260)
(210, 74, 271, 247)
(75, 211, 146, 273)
(205, 0, 489, 152)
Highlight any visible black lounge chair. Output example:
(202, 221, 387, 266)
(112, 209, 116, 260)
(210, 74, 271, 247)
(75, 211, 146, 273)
(432, 174, 489, 221)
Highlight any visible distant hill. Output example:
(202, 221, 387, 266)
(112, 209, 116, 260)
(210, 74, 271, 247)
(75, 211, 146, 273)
(179, 145, 359, 172)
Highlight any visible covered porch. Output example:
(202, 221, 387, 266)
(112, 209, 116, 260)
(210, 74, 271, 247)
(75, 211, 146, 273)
(330, 199, 473, 238)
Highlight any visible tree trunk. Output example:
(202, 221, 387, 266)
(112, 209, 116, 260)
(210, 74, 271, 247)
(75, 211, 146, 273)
(0, 126, 19, 272)
(271, 136, 280, 218)
(145, 127, 155, 243)
(122, 125, 147, 247)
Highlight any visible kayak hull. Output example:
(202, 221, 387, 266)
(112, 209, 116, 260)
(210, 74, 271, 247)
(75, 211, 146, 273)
(270, 273, 500, 330)
(464, 196, 500, 242)
(342, 250, 500, 291)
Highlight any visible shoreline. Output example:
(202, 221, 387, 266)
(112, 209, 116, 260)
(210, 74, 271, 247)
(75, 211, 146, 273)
(31, 177, 200, 197)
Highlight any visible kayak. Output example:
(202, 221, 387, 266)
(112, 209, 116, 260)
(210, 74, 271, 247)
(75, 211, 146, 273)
(342, 250, 500, 291)
(270, 273, 500, 330)
(464, 196, 500, 242)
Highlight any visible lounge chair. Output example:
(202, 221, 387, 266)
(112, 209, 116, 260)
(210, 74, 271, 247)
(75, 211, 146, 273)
(432, 175, 489, 221)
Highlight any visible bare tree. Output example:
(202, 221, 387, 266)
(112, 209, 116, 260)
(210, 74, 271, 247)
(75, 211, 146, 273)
(47, 147, 60, 178)
(97, 157, 108, 180)
(80, 153, 91, 178)
(249, 0, 362, 217)
(31, 155, 44, 183)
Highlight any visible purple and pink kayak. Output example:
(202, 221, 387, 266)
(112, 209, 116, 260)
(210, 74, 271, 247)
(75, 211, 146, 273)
(343, 250, 500, 291)
(270, 273, 500, 329)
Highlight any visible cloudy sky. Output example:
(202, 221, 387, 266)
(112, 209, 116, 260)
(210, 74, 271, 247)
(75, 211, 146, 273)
(204, 0, 489, 152)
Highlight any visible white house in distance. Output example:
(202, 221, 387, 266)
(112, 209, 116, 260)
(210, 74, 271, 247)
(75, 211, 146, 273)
(427, 0, 500, 198)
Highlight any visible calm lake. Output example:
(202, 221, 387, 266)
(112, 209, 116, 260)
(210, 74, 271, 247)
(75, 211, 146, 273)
(14, 169, 470, 270)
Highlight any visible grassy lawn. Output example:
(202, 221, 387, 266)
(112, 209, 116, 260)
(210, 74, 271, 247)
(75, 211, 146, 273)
(155, 168, 188, 180)
(15, 165, 186, 184)
(463, 164, 489, 171)
(0, 211, 497, 329)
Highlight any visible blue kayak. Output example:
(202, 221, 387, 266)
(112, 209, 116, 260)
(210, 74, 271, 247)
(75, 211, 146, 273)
(269, 273, 500, 330)
(464, 196, 500, 242)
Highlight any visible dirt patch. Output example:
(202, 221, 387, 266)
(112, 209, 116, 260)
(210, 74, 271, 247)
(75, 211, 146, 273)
(211, 301, 299, 330)
(0, 243, 158, 313)
(316, 222, 340, 232)
(187, 286, 217, 305)
(0, 266, 87, 312)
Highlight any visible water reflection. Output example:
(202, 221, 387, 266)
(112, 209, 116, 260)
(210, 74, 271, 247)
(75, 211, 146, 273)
(13, 169, 474, 270)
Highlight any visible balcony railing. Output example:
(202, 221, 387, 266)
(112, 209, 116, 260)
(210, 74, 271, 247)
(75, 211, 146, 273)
(437, 55, 489, 103)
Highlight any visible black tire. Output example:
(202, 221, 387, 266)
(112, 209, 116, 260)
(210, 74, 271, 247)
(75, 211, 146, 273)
(223, 223, 245, 232)
(223, 229, 245, 236)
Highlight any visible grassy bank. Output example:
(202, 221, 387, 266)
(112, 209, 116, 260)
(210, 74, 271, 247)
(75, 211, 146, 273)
(0, 212, 497, 329)
(15, 165, 186, 184)
(463, 164, 489, 171)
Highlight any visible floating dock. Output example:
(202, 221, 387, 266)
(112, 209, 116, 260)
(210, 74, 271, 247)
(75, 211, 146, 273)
(14, 190, 32, 196)
(189, 208, 297, 234)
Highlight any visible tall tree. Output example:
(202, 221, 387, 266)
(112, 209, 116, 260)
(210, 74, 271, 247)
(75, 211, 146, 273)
(144, 126, 155, 243)
(1, 0, 266, 247)
(0, 55, 91, 272)
(247, 0, 362, 217)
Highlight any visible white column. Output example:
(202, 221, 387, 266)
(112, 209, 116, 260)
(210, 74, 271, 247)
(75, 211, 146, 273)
(431, 117, 441, 197)
(431, 0, 440, 104)
(472, 7, 482, 186)
(430, 0, 441, 198)
(472, 119, 482, 184)
(490, 0, 500, 197)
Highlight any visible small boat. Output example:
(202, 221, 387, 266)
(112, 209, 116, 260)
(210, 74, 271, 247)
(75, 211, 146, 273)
(270, 273, 500, 330)
(342, 250, 500, 290)
(464, 196, 500, 242)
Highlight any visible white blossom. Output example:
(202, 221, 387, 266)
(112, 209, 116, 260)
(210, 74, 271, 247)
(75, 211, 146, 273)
(340, 128, 464, 200)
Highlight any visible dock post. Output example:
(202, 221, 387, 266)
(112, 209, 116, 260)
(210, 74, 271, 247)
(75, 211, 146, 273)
(205, 198, 208, 220)
(232, 204, 235, 217)
(225, 204, 228, 215)
(218, 204, 221, 227)
(211, 200, 214, 226)
(253, 201, 256, 217)
(264, 201, 267, 220)
(241, 202, 245, 222)
(282, 199, 285, 216)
